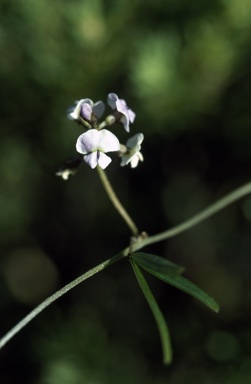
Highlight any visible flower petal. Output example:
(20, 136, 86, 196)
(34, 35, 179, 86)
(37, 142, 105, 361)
(120, 154, 130, 167)
(56, 169, 74, 180)
(107, 93, 118, 110)
(119, 115, 130, 133)
(116, 98, 133, 121)
(76, 129, 101, 154)
(92, 101, 105, 118)
(107, 93, 136, 132)
(68, 99, 93, 120)
(80, 103, 93, 120)
(120, 134, 144, 168)
(84, 153, 98, 169)
(126, 133, 144, 150)
(98, 153, 112, 169)
(98, 129, 120, 152)
(68, 98, 105, 121)
(130, 154, 141, 168)
(120, 152, 143, 168)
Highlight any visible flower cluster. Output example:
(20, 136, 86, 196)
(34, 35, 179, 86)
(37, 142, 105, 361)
(66, 93, 144, 171)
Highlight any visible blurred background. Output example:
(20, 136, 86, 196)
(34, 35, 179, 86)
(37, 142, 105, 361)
(0, 0, 251, 383)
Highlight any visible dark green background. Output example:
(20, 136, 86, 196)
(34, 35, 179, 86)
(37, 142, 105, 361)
(1, 0, 251, 383)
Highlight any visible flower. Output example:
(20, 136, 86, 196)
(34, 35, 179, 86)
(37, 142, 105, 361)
(120, 133, 144, 168)
(76, 129, 120, 169)
(107, 93, 135, 132)
(68, 99, 105, 124)
(56, 168, 76, 180)
(56, 156, 82, 180)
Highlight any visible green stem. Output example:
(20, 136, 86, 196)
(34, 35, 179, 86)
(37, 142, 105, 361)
(1, 181, 251, 349)
(0, 251, 127, 349)
(96, 165, 139, 236)
(132, 181, 251, 251)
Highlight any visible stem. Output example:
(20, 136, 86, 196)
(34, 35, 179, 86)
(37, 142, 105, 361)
(132, 181, 251, 251)
(96, 165, 139, 236)
(1, 181, 251, 349)
(0, 251, 127, 349)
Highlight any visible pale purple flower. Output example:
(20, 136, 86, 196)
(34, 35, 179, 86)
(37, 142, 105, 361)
(76, 129, 120, 169)
(107, 93, 136, 132)
(120, 133, 144, 168)
(68, 99, 105, 122)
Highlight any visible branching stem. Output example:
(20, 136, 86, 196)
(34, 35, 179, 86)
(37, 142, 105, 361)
(1, 181, 251, 349)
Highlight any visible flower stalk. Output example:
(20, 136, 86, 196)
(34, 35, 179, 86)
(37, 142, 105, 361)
(96, 165, 139, 236)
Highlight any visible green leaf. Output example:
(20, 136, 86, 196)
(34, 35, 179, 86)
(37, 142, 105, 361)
(130, 259, 172, 365)
(133, 260, 219, 313)
(132, 252, 184, 275)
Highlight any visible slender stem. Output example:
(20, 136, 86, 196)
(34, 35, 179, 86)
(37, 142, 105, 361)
(132, 181, 251, 251)
(96, 165, 139, 236)
(2, 181, 251, 349)
(0, 251, 127, 349)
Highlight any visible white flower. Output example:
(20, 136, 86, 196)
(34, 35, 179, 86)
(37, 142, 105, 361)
(76, 129, 120, 169)
(120, 133, 144, 168)
(68, 99, 105, 122)
(56, 157, 82, 180)
(107, 93, 135, 132)
(56, 169, 76, 180)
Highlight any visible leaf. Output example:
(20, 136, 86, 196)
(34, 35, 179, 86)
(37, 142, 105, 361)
(132, 252, 184, 275)
(133, 259, 219, 313)
(130, 259, 172, 365)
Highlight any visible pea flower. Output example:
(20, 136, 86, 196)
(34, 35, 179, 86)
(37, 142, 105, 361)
(120, 133, 144, 168)
(76, 129, 120, 169)
(107, 93, 135, 132)
(56, 156, 82, 180)
(68, 99, 105, 125)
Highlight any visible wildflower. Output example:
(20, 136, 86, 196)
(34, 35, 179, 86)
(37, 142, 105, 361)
(76, 129, 120, 169)
(107, 93, 135, 132)
(56, 168, 76, 180)
(68, 99, 105, 126)
(120, 133, 144, 168)
(56, 156, 83, 180)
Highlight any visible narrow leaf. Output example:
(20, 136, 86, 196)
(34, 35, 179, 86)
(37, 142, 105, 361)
(136, 263, 219, 313)
(130, 259, 172, 365)
(132, 252, 184, 275)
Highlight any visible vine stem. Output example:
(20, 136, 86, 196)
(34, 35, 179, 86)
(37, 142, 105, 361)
(0, 251, 127, 349)
(133, 181, 251, 251)
(96, 165, 139, 236)
(1, 181, 251, 349)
